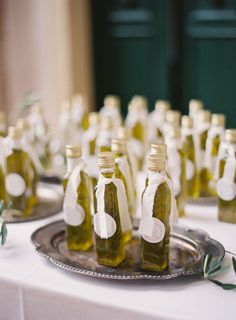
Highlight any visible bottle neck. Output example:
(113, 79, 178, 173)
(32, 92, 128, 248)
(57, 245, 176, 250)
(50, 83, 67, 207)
(66, 157, 81, 173)
(100, 167, 114, 178)
(11, 137, 23, 150)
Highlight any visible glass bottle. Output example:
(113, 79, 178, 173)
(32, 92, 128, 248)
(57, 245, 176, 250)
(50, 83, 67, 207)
(148, 100, 170, 143)
(63, 145, 93, 251)
(217, 129, 236, 223)
(71, 94, 89, 131)
(5, 127, 34, 216)
(181, 115, 200, 198)
(139, 153, 171, 272)
(196, 110, 212, 197)
(17, 118, 40, 205)
(96, 116, 113, 152)
(0, 111, 7, 137)
(99, 95, 122, 130)
(111, 139, 135, 240)
(94, 152, 126, 266)
(163, 110, 181, 137)
(165, 126, 186, 217)
(125, 98, 147, 170)
(204, 114, 225, 196)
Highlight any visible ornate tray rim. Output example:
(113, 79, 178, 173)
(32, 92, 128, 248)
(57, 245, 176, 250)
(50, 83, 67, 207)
(31, 220, 225, 280)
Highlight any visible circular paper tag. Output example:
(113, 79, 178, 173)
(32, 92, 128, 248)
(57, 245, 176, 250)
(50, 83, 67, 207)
(141, 217, 166, 244)
(217, 178, 236, 201)
(64, 204, 85, 226)
(5, 173, 26, 197)
(186, 159, 195, 181)
(94, 212, 117, 239)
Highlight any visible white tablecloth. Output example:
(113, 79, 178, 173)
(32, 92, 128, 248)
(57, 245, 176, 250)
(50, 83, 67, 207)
(1, 192, 236, 320)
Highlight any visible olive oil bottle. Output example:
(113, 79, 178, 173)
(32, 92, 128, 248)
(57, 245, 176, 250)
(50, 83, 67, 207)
(17, 118, 40, 205)
(94, 152, 127, 267)
(149, 100, 170, 143)
(204, 114, 225, 196)
(96, 116, 113, 152)
(111, 139, 135, 232)
(0, 111, 7, 136)
(196, 110, 211, 197)
(165, 126, 186, 217)
(163, 110, 181, 137)
(5, 127, 34, 216)
(125, 99, 147, 170)
(71, 94, 89, 131)
(139, 153, 171, 272)
(188, 99, 204, 127)
(63, 145, 93, 251)
(100, 95, 122, 130)
(181, 116, 200, 198)
(217, 129, 236, 223)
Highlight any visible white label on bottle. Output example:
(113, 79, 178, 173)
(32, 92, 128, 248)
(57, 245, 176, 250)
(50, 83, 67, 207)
(217, 178, 236, 201)
(94, 212, 117, 239)
(5, 173, 26, 197)
(64, 204, 85, 226)
(141, 217, 165, 244)
(186, 159, 195, 181)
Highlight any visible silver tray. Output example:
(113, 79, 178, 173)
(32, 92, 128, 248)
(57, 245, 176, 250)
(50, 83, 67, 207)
(31, 220, 225, 280)
(6, 185, 63, 223)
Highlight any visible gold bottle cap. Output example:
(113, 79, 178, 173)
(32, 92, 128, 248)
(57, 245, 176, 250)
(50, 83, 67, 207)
(111, 139, 127, 154)
(224, 129, 236, 144)
(181, 115, 193, 128)
(155, 100, 171, 112)
(198, 110, 211, 122)
(65, 145, 82, 158)
(100, 116, 113, 130)
(98, 151, 115, 168)
(8, 126, 23, 139)
(165, 110, 181, 125)
(168, 125, 181, 139)
(17, 118, 30, 130)
(189, 99, 204, 113)
(131, 95, 148, 109)
(148, 154, 165, 171)
(31, 104, 42, 114)
(104, 95, 120, 108)
(89, 112, 99, 125)
(72, 93, 88, 110)
(117, 127, 131, 140)
(0, 111, 6, 121)
(211, 114, 225, 127)
(150, 143, 167, 158)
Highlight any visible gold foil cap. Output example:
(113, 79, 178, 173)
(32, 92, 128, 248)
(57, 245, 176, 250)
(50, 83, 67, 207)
(189, 99, 204, 113)
(117, 127, 131, 140)
(224, 129, 236, 144)
(65, 145, 82, 158)
(150, 143, 167, 158)
(89, 112, 99, 125)
(166, 110, 181, 125)
(148, 154, 165, 171)
(8, 126, 23, 139)
(101, 116, 113, 130)
(211, 114, 225, 127)
(17, 118, 30, 130)
(131, 95, 148, 109)
(155, 100, 170, 112)
(198, 110, 211, 122)
(111, 139, 127, 154)
(168, 125, 181, 139)
(98, 151, 115, 168)
(181, 115, 193, 128)
(104, 95, 120, 108)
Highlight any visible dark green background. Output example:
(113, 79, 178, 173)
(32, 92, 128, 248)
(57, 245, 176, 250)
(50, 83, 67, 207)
(91, 0, 236, 128)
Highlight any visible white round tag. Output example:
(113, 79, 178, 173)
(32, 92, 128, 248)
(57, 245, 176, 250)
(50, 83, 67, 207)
(94, 213, 117, 239)
(5, 173, 26, 197)
(141, 217, 166, 244)
(217, 178, 236, 201)
(64, 204, 85, 226)
(186, 159, 195, 181)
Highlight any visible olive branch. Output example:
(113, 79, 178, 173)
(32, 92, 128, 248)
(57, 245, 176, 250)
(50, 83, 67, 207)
(203, 254, 236, 290)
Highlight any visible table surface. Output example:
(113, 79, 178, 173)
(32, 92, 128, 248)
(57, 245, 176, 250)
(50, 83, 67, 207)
(1, 187, 236, 320)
